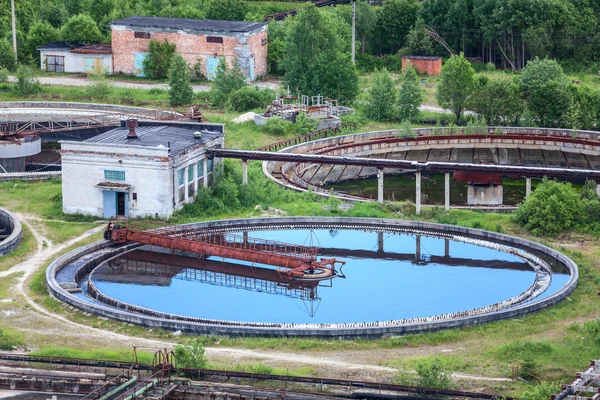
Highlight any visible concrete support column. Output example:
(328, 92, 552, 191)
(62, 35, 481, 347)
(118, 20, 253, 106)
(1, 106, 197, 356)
(377, 169, 384, 203)
(377, 231, 384, 253)
(242, 160, 248, 185)
(203, 158, 208, 188)
(444, 172, 450, 211)
(444, 238, 450, 257)
(525, 177, 532, 198)
(193, 162, 198, 196)
(243, 231, 248, 245)
(415, 171, 422, 215)
(415, 234, 421, 261)
(184, 165, 189, 201)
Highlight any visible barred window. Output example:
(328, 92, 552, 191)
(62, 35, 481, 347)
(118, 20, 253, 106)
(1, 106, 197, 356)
(134, 31, 151, 39)
(104, 170, 125, 181)
(207, 36, 223, 44)
(208, 159, 214, 172)
(197, 159, 204, 176)
(188, 164, 194, 182)
(177, 168, 184, 186)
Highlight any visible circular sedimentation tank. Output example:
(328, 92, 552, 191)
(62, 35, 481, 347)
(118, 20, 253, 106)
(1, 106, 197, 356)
(47, 217, 578, 338)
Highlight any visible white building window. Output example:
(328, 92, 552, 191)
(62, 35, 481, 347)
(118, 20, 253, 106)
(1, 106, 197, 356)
(104, 170, 125, 181)
(208, 159, 214, 172)
(197, 159, 204, 176)
(177, 168, 185, 186)
(46, 55, 64, 72)
(188, 164, 194, 182)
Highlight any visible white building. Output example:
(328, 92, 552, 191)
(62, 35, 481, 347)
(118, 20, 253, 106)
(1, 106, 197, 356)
(61, 120, 224, 219)
(37, 42, 113, 74)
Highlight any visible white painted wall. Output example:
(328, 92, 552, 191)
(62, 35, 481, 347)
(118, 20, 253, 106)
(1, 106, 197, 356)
(61, 136, 224, 219)
(40, 50, 113, 74)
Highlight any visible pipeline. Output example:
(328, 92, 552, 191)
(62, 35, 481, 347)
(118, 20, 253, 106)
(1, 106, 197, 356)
(97, 376, 138, 400)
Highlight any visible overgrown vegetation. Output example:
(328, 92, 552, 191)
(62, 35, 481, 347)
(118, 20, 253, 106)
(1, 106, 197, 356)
(514, 178, 600, 236)
(174, 340, 208, 369)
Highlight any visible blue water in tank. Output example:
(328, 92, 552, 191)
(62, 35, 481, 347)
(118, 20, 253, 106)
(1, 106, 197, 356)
(91, 229, 569, 325)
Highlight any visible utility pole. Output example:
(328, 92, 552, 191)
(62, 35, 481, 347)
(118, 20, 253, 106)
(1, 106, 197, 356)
(11, 0, 17, 61)
(351, 0, 356, 64)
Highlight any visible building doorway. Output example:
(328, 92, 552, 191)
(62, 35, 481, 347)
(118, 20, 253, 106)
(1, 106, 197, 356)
(117, 192, 126, 216)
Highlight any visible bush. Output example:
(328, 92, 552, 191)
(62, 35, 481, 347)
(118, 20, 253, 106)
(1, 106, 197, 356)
(14, 65, 41, 96)
(521, 382, 562, 400)
(226, 86, 272, 112)
(414, 359, 454, 389)
(0, 39, 16, 71)
(263, 117, 292, 136)
(174, 339, 207, 369)
(0, 329, 22, 351)
(0, 67, 9, 83)
(514, 178, 583, 236)
(87, 73, 112, 99)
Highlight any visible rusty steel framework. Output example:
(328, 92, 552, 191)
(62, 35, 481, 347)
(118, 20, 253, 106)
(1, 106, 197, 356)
(104, 219, 345, 279)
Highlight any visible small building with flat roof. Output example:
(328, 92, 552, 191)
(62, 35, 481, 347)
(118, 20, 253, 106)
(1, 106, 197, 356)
(60, 120, 224, 219)
(402, 56, 442, 76)
(110, 16, 268, 80)
(37, 42, 113, 74)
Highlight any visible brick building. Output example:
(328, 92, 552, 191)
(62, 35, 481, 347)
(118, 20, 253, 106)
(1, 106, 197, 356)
(110, 17, 268, 81)
(402, 56, 442, 76)
(61, 120, 224, 219)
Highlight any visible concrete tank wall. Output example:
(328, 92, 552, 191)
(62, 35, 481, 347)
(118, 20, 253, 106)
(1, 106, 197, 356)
(0, 207, 21, 256)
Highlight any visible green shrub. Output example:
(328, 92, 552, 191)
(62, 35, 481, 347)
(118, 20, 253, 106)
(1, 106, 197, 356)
(168, 54, 194, 106)
(210, 59, 247, 107)
(521, 382, 561, 400)
(174, 339, 207, 369)
(143, 39, 177, 80)
(514, 178, 583, 236)
(414, 359, 454, 389)
(226, 86, 272, 112)
(263, 118, 292, 136)
(14, 65, 41, 96)
(0, 328, 22, 351)
(0, 67, 9, 83)
(87, 73, 112, 99)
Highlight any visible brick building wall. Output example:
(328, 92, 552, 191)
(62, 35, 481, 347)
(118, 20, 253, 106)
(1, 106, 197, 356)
(402, 56, 442, 76)
(111, 24, 268, 80)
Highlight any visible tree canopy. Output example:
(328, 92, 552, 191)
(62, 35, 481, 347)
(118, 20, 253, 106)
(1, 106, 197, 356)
(436, 53, 475, 123)
(281, 5, 358, 104)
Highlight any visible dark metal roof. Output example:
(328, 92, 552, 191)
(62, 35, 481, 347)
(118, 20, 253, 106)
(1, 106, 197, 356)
(71, 43, 112, 54)
(402, 56, 442, 60)
(84, 122, 224, 156)
(110, 16, 267, 33)
(36, 41, 85, 51)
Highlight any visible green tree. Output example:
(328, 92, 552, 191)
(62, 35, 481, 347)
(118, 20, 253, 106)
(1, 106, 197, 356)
(26, 21, 60, 64)
(168, 54, 194, 106)
(174, 340, 207, 369)
(266, 21, 287, 74)
(519, 58, 571, 126)
(282, 5, 358, 103)
(401, 17, 433, 56)
(468, 76, 524, 125)
(0, 39, 16, 71)
(60, 14, 104, 43)
(514, 178, 583, 236)
(363, 68, 397, 121)
(397, 63, 423, 122)
(210, 59, 247, 107)
(436, 53, 475, 123)
(206, 0, 248, 21)
(143, 39, 177, 80)
(371, 0, 421, 56)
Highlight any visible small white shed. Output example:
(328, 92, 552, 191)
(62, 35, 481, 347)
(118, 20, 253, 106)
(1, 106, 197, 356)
(37, 42, 113, 74)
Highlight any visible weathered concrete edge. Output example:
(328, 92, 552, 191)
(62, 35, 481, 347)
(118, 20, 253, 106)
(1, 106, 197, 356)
(0, 101, 181, 117)
(0, 207, 21, 256)
(46, 217, 578, 339)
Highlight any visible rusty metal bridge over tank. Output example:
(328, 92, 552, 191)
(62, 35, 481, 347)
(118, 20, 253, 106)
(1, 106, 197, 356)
(104, 219, 345, 280)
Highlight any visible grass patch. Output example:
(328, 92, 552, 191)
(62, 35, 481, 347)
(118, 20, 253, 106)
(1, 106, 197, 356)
(30, 347, 155, 364)
(0, 223, 36, 272)
(0, 327, 23, 350)
(0, 272, 22, 302)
